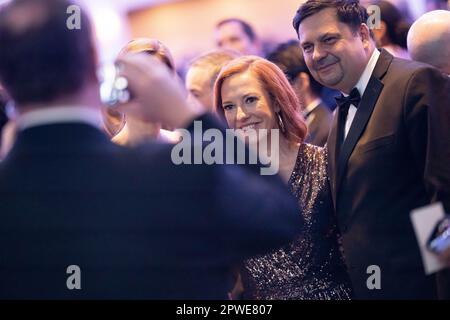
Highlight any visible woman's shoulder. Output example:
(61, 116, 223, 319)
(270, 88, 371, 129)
(289, 143, 328, 187)
(298, 143, 327, 168)
(288, 143, 330, 216)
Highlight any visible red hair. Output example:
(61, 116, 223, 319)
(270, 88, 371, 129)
(214, 56, 307, 144)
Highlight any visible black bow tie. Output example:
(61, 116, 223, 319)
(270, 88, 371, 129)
(335, 88, 361, 111)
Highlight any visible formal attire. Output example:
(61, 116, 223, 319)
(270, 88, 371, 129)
(241, 143, 353, 300)
(303, 99, 333, 147)
(327, 49, 450, 299)
(381, 44, 410, 60)
(0, 107, 303, 299)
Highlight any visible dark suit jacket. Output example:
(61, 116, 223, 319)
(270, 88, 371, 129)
(0, 114, 302, 299)
(327, 50, 450, 299)
(304, 102, 333, 147)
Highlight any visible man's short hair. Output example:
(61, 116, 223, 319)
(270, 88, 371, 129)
(188, 50, 240, 87)
(267, 40, 323, 97)
(0, 0, 96, 106)
(216, 18, 257, 42)
(293, 0, 371, 38)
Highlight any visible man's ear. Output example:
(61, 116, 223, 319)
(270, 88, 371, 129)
(359, 23, 373, 48)
(292, 72, 310, 96)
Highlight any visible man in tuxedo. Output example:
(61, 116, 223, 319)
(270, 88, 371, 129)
(267, 40, 332, 147)
(294, 0, 450, 299)
(0, 0, 302, 299)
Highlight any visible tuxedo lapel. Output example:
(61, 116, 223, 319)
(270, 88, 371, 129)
(334, 49, 393, 198)
(327, 111, 339, 209)
(335, 78, 383, 191)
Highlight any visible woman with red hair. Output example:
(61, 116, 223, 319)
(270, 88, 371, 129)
(215, 56, 353, 299)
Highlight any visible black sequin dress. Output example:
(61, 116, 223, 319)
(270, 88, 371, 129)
(241, 144, 353, 300)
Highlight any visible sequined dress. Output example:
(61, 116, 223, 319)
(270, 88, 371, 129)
(241, 144, 353, 300)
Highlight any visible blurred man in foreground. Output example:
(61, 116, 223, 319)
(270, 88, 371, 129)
(0, 0, 301, 299)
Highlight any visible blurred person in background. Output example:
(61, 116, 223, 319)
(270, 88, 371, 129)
(267, 40, 332, 147)
(215, 18, 262, 56)
(407, 10, 450, 75)
(371, 0, 411, 59)
(185, 49, 239, 112)
(106, 38, 180, 146)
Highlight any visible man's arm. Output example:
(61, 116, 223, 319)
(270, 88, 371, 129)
(404, 67, 450, 212)
(211, 160, 303, 261)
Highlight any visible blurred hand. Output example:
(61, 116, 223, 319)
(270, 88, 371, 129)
(115, 53, 204, 129)
(0, 120, 16, 159)
(439, 247, 450, 266)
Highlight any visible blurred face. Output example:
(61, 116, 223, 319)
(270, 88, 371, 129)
(371, 19, 389, 48)
(221, 70, 278, 143)
(215, 21, 258, 55)
(185, 66, 214, 111)
(297, 8, 370, 94)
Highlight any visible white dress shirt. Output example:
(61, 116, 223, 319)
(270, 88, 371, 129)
(343, 49, 381, 139)
(16, 106, 102, 131)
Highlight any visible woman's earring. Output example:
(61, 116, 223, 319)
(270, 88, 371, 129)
(276, 112, 286, 134)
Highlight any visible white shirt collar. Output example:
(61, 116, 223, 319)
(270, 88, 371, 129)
(16, 106, 102, 131)
(343, 49, 381, 97)
(304, 98, 322, 115)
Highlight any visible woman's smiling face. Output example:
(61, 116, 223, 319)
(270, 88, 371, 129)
(221, 70, 279, 143)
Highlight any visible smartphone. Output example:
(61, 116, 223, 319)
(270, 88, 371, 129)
(427, 216, 450, 254)
(99, 63, 130, 108)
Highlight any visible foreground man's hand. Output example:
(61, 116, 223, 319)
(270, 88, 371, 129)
(439, 247, 450, 266)
(115, 53, 204, 129)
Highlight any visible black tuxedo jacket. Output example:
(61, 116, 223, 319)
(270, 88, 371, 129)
(0, 114, 302, 299)
(327, 50, 450, 299)
(304, 102, 333, 147)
